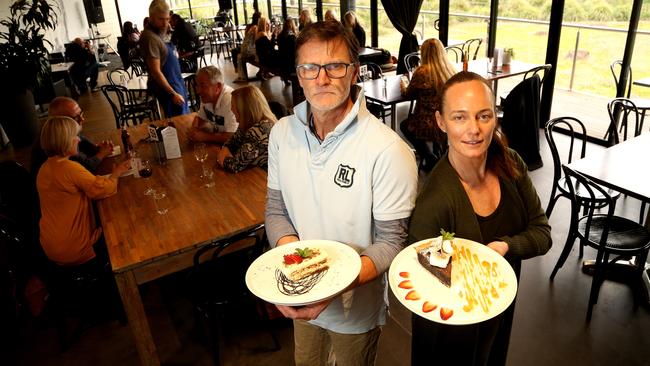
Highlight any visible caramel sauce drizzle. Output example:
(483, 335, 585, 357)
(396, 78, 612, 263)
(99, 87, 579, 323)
(453, 244, 507, 313)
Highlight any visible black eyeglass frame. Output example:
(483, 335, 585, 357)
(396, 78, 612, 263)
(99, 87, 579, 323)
(296, 62, 357, 80)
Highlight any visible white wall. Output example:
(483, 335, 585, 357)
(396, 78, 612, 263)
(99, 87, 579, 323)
(0, 0, 122, 53)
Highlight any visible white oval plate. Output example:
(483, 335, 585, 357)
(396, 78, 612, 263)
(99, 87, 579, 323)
(246, 240, 362, 306)
(389, 237, 518, 325)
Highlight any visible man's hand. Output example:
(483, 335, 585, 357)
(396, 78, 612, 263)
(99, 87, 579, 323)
(187, 128, 212, 142)
(276, 298, 333, 320)
(96, 140, 114, 159)
(171, 91, 185, 106)
(486, 241, 509, 257)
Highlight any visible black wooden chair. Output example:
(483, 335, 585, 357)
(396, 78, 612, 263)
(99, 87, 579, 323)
(403, 52, 420, 74)
(544, 117, 620, 257)
(609, 60, 650, 132)
(606, 98, 646, 223)
(553, 165, 650, 321)
(462, 38, 483, 60)
(101, 85, 157, 128)
(445, 45, 464, 63)
(188, 224, 280, 365)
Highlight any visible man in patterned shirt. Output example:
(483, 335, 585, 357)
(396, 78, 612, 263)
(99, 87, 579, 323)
(187, 66, 238, 144)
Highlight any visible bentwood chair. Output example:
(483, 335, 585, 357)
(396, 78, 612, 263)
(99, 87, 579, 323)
(403, 52, 420, 74)
(188, 224, 280, 365)
(462, 38, 483, 60)
(554, 165, 650, 321)
(184, 73, 200, 112)
(606, 98, 647, 223)
(101, 85, 157, 128)
(445, 45, 464, 63)
(609, 60, 650, 131)
(545, 117, 620, 257)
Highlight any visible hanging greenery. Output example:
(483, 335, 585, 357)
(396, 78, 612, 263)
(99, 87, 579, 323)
(0, 0, 58, 91)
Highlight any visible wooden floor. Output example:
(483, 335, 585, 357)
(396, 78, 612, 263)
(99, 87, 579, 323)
(7, 54, 650, 366)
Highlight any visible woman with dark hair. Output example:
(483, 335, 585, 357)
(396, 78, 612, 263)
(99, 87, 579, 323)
(123, 21, 140, 46)
(399, 38, 456, 171)
(408, 71, 552, 366)
(216, 85, 276, 172)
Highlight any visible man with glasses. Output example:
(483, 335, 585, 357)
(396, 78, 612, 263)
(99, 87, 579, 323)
(265, 21, 417, 365)
(31, 97, 113, 177)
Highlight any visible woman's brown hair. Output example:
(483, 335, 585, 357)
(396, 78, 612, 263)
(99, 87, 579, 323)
(439, 71, 522, 179)
(231, 85, 277, 131)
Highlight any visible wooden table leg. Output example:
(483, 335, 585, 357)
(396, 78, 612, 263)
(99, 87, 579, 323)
(115, 270, 160, 366)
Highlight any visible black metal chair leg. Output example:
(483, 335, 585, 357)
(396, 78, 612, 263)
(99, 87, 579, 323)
(587, 249, 606, 322)
(545, 191, 559, 218)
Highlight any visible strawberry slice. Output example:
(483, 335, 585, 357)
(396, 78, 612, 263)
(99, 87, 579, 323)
(283, 254, 303, 264)
(399, 271, 410, 278)
(440, 307, 454, 320)
(405, 290, 420, 301)
(398, 280, 413, 289)
(422, 302, 437, 313)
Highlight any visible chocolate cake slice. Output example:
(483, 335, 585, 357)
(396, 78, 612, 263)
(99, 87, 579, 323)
(416, 246, 452, 287)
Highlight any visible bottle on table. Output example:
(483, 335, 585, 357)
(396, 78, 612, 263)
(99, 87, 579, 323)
(462, 54, 468, 72)
(121, 126, 133, 154)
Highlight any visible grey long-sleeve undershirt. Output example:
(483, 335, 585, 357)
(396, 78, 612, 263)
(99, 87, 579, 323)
(265, 187, 409, 274)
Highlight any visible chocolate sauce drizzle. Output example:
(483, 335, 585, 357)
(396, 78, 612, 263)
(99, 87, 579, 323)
(275, 268, 328, 296)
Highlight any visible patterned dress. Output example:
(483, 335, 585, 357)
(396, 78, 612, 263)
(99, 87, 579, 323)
(401, 67, 444, 143)
(222, 119, 274, 173)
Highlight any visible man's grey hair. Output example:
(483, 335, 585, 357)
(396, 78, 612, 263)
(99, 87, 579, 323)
(149, 0, 170, 16)
(197, 66, 224, 85)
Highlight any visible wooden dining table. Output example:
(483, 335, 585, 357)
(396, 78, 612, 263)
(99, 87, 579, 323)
(95, 114, 267, 365)
(568, 132, 650, 302)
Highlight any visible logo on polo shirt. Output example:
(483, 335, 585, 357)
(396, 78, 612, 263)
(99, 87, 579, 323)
(334, 164, 355, 188)
(204, 108, 225, 126)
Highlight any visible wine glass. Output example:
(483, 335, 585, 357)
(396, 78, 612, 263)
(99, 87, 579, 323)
(139, 159, 155, 195)
(193, 143, 215, 188)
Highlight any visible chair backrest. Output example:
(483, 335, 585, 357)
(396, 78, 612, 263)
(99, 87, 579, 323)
(561, 165, 616, 248)
(545, 116, 587, 190)
(607, 98, 641, 145)
(609, 60, 632, 98)
(359, 62, 382, 81)
(108, 68, 131, 86)
(524, 64, 552, 87)
(403, 52, 420, 73)
(190, 224, 266, 300)
(445, 46, 464, 63)
(100, 85, 128, 129)
(463, 38, 482, 60)
(129, 57, 147, 76)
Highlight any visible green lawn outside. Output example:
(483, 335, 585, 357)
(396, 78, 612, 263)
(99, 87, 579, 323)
(374, 17, 650, 99)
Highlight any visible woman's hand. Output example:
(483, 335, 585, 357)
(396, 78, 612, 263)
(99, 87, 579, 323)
(96, 140, 114, 159)
(486, 241, 509, 257)
(111, 158, 132, 178)
(216, 146, 232, 166)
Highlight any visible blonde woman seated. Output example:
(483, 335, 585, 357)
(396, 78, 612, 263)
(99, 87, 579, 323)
(400, 38, 456, 172)
(37, 116, 132, 267)
(216, 85, 276, 173)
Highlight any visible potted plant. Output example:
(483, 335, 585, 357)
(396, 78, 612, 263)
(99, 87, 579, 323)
(0, 0, 58, 148)
(503, 48, 514, 66)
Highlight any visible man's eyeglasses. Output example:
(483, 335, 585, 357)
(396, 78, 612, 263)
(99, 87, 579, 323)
(73, 110, 84, 123)
(296, 63, 355, 80)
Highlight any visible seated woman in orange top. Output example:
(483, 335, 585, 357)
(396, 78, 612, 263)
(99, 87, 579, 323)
(37, 116, 131, 266)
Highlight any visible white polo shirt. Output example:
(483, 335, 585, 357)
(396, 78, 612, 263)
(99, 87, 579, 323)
(267, 87, 418, 333)
(197, 84, 238, 133)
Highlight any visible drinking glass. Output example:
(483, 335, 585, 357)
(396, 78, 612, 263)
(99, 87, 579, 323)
(194, 142, 212, 187)
(139, 159, 155, 195)
(153, 190, 169, 215)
